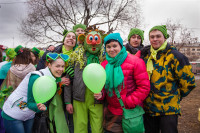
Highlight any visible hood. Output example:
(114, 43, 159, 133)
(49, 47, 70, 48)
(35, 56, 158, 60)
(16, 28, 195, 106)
(10, 63, 36, 79)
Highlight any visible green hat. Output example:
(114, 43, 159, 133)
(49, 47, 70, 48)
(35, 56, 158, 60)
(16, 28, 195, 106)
(128, 28, 144, 43)
(6, 48, 16, 60)
(62, 29, 76, 42)
(31, 47, 40, 56)
(104, 33, 123, 47)
(14, 45, 24, 55)
(73, 24, 86, 32)
(149, 25, 169, 39)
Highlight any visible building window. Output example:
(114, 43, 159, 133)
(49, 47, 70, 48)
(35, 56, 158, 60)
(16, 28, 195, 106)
(197, 49, 200, 51)
(192, 48, 195, 51)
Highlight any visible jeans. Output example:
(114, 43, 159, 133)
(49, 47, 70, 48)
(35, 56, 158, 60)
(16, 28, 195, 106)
(0, 109, 5, 133)
(3, 118, 34, 133)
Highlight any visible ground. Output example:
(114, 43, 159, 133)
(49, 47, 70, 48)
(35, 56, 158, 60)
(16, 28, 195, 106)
(178, 78, 200, 133)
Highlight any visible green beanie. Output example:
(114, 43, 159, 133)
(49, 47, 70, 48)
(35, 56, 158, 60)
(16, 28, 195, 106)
(128, 28, 144, 43)
(149, 25, 169, 39)
(62, 29, 76, 42)
(31, 47, 40, 56)
(6, 48, 16, 60)
(73, 24, 86, 32)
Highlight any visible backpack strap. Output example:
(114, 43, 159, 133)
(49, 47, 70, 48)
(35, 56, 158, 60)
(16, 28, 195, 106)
(38, 71, 44, 76)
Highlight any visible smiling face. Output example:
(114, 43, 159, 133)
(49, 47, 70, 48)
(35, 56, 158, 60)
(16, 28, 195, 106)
(48, 58, 65, 78)
(129, 34, 142, 48)
(75, 28, 85, 36)
(149, 30, 166, 50)
(63, 32, 76, 50)
(84, 31, 102, 54)
(106, 41, 122, 58)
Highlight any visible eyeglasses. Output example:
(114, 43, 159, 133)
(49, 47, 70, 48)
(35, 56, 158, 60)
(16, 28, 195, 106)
(46, 53, 69, 62)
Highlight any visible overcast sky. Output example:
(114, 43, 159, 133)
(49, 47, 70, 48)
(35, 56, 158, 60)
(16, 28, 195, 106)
(0, 0, 199, 48)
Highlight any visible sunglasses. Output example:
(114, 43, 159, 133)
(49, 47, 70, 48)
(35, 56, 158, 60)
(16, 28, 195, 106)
(46, 53, 69, 62)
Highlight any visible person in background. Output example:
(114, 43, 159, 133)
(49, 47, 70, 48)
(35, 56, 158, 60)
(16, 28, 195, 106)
(0, 45, 35, 99)
(0, 48, 17, 86)
(0, 45, 35, 133)
(95, 33, 150, 132)
(30, 47, 41, 67)
(125, 28, 144, 55)
(73, 24, 86, 36)
(139, 25, 196, 133)
(0, 50, 2, 63)
(2, 53, 69, 133)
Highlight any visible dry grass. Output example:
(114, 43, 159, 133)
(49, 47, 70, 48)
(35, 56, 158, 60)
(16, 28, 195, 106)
(178, 79, 200, 133)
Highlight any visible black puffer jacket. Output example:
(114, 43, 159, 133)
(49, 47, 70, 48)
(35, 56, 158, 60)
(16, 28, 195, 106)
(36, 44, 63, 70)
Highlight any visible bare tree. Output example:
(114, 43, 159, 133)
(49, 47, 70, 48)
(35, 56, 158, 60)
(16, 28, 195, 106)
(165, 19, 181, 45)
(20, 0, 142, 46)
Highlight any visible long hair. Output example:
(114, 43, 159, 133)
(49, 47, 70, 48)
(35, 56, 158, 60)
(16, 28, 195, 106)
(31, 52, 40, 65)
(13, 48, 32, 65)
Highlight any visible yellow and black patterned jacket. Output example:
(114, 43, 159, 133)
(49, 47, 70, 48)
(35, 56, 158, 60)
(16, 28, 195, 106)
(140, 44, 196, 116)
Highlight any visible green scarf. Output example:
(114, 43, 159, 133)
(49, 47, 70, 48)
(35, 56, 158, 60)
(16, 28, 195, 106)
(146, 41, 167, 79)
(86, 52, 99, 65)
(62, 45, 73, 56)
(105, 47, 128, 97)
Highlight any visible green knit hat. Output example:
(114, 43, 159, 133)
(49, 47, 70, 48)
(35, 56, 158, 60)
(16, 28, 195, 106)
(6, 48, 16, 60)
(62, 29, 76, 42)
(128, 28, 144, 43)
(149, 25, 169, 39)
(104, 33, 123, 47)
(31, 47, 40, 56)
(14, 45, 24, 55)
(73, 24, 86, 32)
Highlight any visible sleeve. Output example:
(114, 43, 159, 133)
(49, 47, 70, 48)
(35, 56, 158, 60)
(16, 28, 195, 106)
(173, 52, 196, 98)
(27, 74, 42, 113)
(63, 74, 72, 104)
(124, 57, 150, 108)
(98, 88, 106, 101)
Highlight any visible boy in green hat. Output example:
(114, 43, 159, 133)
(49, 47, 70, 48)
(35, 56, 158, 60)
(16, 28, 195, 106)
(140, 25, 196, 133)
(73, 24, 86, 36)
(125, 28, 144, 55)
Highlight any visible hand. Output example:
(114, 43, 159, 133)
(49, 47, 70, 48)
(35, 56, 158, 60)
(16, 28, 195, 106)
(47, 45, 55, 51)
(94, 92, 102, 100)
(37, 103, 46, 111)
(66, 104, 73, 114)
(61, 77, 70, 86)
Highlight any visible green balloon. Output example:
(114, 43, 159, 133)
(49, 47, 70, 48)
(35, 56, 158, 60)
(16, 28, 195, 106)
(32, 76, 57, 103)
(82, 63, 106, 93)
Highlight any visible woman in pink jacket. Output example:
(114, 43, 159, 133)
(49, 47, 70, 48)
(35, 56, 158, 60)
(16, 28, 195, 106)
(94, 33, 150, 133)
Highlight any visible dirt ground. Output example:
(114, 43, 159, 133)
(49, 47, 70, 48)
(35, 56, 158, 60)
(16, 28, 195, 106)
(178, 78, 200, 133)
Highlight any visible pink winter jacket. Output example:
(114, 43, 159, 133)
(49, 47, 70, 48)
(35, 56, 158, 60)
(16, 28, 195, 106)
(101, 54, 150, 115)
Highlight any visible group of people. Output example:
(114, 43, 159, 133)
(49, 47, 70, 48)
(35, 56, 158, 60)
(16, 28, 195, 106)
(0, 23, 196, 133)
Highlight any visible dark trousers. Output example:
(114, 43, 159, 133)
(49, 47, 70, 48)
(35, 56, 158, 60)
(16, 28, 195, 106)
(144, 114, 178, 133)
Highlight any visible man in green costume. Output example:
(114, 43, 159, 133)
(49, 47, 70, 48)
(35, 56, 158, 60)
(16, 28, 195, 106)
(64, 27, 106, 133)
